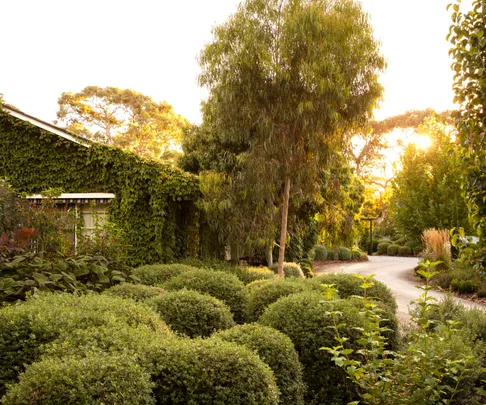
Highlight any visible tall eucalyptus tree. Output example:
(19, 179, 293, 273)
(199, 0, 385, 275)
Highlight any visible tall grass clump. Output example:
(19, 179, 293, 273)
(422, 228, 451, 268)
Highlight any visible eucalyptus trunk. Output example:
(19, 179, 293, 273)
(266, 244, 273, 268)
(277, 176, 291, 277)
(230, 241, 239, 264)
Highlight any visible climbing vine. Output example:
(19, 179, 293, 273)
(0, 107, 200, 265)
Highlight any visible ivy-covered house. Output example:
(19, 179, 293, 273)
(0, 104, 201, 265)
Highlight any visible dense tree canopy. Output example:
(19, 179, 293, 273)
(56, 86, 188, 161)
(198, 0, 385, 273)
(448, 0, 486, 273)
(389, 118, 470, 240)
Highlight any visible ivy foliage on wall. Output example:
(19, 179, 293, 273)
(0, 107, 200, 265)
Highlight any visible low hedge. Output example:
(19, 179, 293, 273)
(214, 324, 305, 405)
(163, 269, 248, 323)
(147, 289, 235, 338)
(0, 292, 165, 397)
(314, 245, 328, 261)
(235, 266, 277, 285)
(103, 283, 165, 301)
(387, 244, 400, 256)
(338, 247, 352, 261)
(246, 278, 317, 322)
(269, 262, 305, 278)
(326, 247, 339, 260)
(132, 264, 199, 285)
(397, 245, 412, 257)
(258, 291, 364, 405)
(377, 242, 391, 255)
(307, 273, 397, 312)
(2, 353, 155, 405)
(147, 338, 279, 405)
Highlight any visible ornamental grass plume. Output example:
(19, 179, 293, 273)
(421, 228, 451, 268)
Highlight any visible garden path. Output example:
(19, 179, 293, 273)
(314, 256, 486, 323)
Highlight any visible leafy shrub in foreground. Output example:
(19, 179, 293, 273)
(269, 262, 305, 278)
(338, 247, 351, 261)
(132, 263, 198, 285)
(214, 323, 306, 405)
(246, 278, 317, 322)
(147, 289, 235, 338)
(387, 244, 399, 256)
(307, 273, 397, 312)
(377, 242, 391, 255)
(259, 291, 364, 405)
(314, 245, 328, 261)
(147, 338, 279, 405)
(103, 283, 164, 301)
(323, 267, 486, 405)
(0, 292, 165, 397)
(2, 353, 154, 405)
(163, 269, 248, 323)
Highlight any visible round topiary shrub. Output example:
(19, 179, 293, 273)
(103, 283, 165, 301)
(387, 244, 399, 256)
(258, 291, 364, 405)
(0, 292, 166, 397)
(213, 324, 305, 405)
(147, 338, 279, 405)
(43, 323, 171, 362)
(2, 353, 154, 405)
(298, 259, 314, 278)
(398, 245, 412, 257)
(132, 263, 199, 286)
(314, 245, 328, 261)
(147, 289, 235, 338)
(306, 273, 397, 312)
(377, 242, 391, 255)
(246, 278, 317, 322)
(163, 269, 248, 323)
(269, 262, 305, 278)
(235, 266, 277, 285)
(351, 249, 361, 260)
(338, 247, 352, 261)
(413, 245, 424, 256)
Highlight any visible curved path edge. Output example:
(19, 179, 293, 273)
(314, 256, 485, 323)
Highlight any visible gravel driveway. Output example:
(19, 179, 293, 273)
(314, 256, 486, 323)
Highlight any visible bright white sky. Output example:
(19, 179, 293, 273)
(1, 0, 459, 125)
